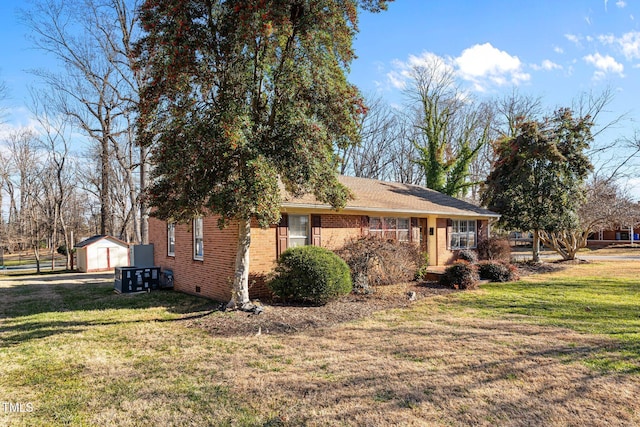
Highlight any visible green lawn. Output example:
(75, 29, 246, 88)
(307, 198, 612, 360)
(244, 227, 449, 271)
(441, 262, 640, 373)
(1, 264, 639, 426)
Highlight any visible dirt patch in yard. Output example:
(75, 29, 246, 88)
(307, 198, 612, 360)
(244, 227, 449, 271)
(188, 281, 454, 337)
(513, 261, 568, 276)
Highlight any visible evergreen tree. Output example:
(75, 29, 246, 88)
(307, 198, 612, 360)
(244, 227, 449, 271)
(481, 108, 593, 262)
(134, 0, 390, 308)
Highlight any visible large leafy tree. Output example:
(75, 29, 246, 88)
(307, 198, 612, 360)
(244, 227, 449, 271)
(481, 108, 593, 262)
(135, 0, 390, 308)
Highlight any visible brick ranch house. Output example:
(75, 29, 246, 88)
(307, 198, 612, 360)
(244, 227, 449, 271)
(149, 175, 500, 301)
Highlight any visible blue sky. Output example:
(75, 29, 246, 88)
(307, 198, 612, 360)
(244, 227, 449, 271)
(352, 0, 640, 106)
(1, 0, 640, 192)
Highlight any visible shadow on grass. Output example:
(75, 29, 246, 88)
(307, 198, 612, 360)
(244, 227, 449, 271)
(0, 273, 220, 346)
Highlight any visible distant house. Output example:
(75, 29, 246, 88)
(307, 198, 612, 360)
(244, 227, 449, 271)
(148, 175, 500, 301)
(75, 235, 130, 272)
(588, 226, 640, 245)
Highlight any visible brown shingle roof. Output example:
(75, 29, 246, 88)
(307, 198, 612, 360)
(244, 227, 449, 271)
(281, 175, 499, 218)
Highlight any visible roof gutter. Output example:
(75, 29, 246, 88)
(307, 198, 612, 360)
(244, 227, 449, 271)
(280, 202, 501, 219)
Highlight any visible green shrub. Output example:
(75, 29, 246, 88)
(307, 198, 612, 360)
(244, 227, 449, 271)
(477, 260, 520, 282)
(477, 237, 511, 262)
(268, 246, 352, 305)
(439, 261, 479, 290)
(457, 249, 478, 263)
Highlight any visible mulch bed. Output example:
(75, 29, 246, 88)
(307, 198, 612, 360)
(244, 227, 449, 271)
(187, 281, 453, 337)
(188, 262, 560, 337)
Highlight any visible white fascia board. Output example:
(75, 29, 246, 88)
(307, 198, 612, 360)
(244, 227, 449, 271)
(280, 202, 501, 219)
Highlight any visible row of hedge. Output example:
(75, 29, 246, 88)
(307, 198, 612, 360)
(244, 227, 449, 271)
(439, 260, 520, 290)
(267, 236, 518, 305)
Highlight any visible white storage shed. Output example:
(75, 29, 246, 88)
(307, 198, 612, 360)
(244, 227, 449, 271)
(75, 235, 130, 272)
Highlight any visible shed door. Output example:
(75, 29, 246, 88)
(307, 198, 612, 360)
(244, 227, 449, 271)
(96, 247, 111, 270)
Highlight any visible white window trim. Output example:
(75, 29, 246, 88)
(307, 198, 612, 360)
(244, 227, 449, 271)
(193, 217, 204, 260)
(167, 222, 176, 257)
(450, 219, 477, 250)
(288, 214, 309, 248)
(369, 216, 411, 242)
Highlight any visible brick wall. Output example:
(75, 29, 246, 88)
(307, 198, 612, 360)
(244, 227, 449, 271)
(248, 219, 278, 298)
(316, 214, 365, 250)
(478, 219, 489, 242)
(149, 216, 238, 301)
(150, 213, 492, 302)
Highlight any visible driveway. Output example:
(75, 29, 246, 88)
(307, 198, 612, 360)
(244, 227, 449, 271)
(0, 271, 114, 286)
(512, 253, 640, 262)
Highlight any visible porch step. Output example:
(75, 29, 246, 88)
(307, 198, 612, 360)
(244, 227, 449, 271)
(424, 267, 446, 281)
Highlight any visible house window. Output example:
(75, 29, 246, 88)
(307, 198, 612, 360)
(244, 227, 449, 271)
(450, 219, 476, 250)
(289, 215, 309, 248)
(167, 222, 175, 256)
(369, 217, 410, 242)
(193, 217, 204, 260)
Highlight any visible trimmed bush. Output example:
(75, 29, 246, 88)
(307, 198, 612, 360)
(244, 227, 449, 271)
(439, 261, 479, 290)
(477, 260, 520, 282)
(477, 237, 511, 262)
(268, 246, 352, 305)
(457, 249, 478, 263)
(336, 235, 422, 293)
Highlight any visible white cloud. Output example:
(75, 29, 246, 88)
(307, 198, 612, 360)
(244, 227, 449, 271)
(454, 43, 530, 91)
(531, 59, 562, 71)
(565, 33, 581, 45)
(554, 46, 564, 54)
(622, 177, 640, 202)
(0, 114, 41, 142)
(386, 51, 454, 90)
(583, 52, 624, 78)
(598, 31, 640, 60)
(616, 0, 627, 8)
(617, 31, 640, 60)
(598, 34, 616, 44)
(387, 43, 530, 94)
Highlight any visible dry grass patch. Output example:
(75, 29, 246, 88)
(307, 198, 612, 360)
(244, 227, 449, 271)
(221, 310, 639, 426)
(1, 265, 640, 426)
(582, 244, 640, 257)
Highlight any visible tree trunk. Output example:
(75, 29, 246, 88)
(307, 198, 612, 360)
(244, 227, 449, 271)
(228, 218, 252, 310)
(60, 219, 71, 270)
(532, 229, 540, 262)
(140, 145, 150, 244)
(100, 136, 111, 236)
(35, 247, 41, 274)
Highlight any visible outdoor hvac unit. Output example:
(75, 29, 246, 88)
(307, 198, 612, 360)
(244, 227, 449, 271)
(114, 266, 161, 293)
(160, 269, 174, 289)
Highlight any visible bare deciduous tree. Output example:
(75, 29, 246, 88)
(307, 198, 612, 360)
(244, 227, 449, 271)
(339, 95, 400, 180)
(31, 93, 76, 269)
(22, 0, 146, 242)
(539, 178, 633, 259)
